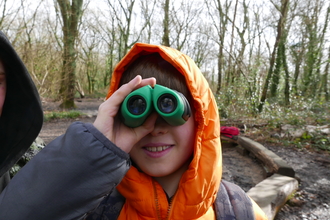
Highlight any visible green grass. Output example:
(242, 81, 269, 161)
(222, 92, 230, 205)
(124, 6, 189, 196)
(44, 110, 83, 122)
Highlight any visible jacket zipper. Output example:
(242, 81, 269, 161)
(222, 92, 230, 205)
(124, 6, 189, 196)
(153, 180, 174, 220)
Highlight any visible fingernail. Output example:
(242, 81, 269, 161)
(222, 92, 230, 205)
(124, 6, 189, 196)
(134, 75, 142, 84)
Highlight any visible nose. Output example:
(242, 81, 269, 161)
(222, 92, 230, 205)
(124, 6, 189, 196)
(150, 115, 169, 136)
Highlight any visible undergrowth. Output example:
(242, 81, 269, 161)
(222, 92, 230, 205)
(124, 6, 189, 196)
(217, 94, 330, 153)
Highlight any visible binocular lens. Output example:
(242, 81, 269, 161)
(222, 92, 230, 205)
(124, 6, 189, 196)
(158, 95, 176, 113)
(128, 96, 146, 115)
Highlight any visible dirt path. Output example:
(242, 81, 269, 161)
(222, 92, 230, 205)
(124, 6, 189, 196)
(40, 98, 102, 144)
(39, 98, 330, 220)
(266, 144, 330, 219)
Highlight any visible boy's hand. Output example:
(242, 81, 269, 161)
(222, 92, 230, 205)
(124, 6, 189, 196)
(93, 75, 157, 153)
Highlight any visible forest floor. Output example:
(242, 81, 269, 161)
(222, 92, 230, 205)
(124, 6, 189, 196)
(39, 98, 330, 220)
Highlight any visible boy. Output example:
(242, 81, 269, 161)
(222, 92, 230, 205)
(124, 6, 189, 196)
(0, 31, 43, 193)
(0, 43, 267, 219)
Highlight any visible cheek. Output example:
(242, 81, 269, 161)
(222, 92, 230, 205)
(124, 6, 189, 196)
(128, 145, 140, 163)
(176, 118, 196, 149)
(0, 87, 6, 115)
(180, 118, 195, 138)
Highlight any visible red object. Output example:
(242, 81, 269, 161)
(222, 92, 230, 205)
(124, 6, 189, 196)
(220, 126, 240, 138)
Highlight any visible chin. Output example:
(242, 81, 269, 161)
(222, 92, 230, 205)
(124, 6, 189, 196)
(145, 169, 171, 178)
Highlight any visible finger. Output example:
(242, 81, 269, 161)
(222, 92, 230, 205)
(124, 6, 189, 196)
(108, 75, 143, 106)
(133, 112, 158, 140)
(136, 77, 156, 89)
(103, 76, 156, 114)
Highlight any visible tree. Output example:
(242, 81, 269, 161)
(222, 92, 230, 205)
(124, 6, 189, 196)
(79, 24, 98, 95)
(323, 46, 330, 101)
(140, 0, 157, 43)
(316, 4, 330, 99)
(258, 0, 290, 112)
(0, 0, 22, 32)
(205, 0, 231, 95)
(301, 0, 320, 96)
(225, 0, 239, 86)
(56, 0, 84, 109)
(20, 0, 43, 65)
(162, 0, 170, 46)
(172, 1, 203, 52)
(106, 0, 137, 61)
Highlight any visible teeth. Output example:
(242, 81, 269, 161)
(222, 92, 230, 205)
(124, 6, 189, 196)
(145, 146, 170, 152)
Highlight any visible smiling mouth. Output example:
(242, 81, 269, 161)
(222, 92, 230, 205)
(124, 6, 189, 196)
(144, 146, 172, 152)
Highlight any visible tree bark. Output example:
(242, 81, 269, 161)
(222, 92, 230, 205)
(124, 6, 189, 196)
(282, 43, 290, 106)
(162, 0, 170, 46)
(226, 0, 238, 86)
(323, 46, 330, 101)
(316, 5, 330, 99)
(57, 0, 83, 109)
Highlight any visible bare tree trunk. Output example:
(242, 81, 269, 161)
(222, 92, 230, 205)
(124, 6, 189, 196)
(0, 0, 23, 34)
(21, 0, 43, 65)
(171, 1, 201, 51)
(217, 50, 223, 93)
(122, 0, 135, 55)
(282, 43, 290, 106)
(57, 0, 84, 109)
(291, 40, 305, 95)
(106, 0, 137, 60)
(247, 7, 263, 114)
(324, 47, 330, 101)
(316, 5, 330, 99)
(226, 0, 238, 86)
(141, 0, 156, 43)
(162, 0, 170, 46)
(0, 0, 7, 28)
(205, 0, 231, 95)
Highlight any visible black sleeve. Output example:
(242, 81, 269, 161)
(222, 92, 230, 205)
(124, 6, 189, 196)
(0, 122, 131, 220)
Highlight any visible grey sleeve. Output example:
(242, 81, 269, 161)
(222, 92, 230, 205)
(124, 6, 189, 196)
(0, 122, 131, 220)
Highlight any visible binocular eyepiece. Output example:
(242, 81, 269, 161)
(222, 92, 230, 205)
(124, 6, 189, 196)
(120, 84, 191, 128)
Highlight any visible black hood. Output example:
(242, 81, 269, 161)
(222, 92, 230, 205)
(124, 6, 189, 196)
(0, 31, 43, 176)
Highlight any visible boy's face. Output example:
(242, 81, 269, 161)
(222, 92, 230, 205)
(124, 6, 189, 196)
(0, 60, 6, 116)
(129, 113, 195, 178)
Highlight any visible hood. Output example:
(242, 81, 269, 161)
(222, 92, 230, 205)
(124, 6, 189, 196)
(0, 31, 43, 177)
(108, 43, 222, 219)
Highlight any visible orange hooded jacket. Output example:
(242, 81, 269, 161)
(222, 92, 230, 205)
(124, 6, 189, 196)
(106, 43, 267, 220)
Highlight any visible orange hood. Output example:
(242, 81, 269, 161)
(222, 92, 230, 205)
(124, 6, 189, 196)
(107, 43, 221, 219)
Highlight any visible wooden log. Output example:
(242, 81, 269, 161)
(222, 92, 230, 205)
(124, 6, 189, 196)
(237, 136, 295, 177)
(220, 135, 239, 143)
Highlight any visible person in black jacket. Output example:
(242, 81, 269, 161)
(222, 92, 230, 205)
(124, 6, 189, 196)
(0, 31, 43, 193)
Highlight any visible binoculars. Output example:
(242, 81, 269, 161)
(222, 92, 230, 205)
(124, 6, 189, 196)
(120, 84, 191, 128)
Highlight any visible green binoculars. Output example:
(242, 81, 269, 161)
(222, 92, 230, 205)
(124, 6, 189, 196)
(120, 84, 191, 128)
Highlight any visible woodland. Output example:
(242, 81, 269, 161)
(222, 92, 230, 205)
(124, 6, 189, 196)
(1, 0, 330, 151)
